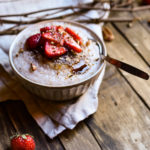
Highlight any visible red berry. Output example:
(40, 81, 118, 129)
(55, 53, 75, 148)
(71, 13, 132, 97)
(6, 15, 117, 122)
(64, 36, 82, 53)
(65, 27, 83, 45)
(49, 25, 58, 32)
(27, 33, 41, 50)
(38, 37, 46, 50)
(42, 32, 64, 46)
(40, 26, 51, 33)
(26, 25, 83, 57)
(42, 26, 82, 53)
(57, 25, 64, 32)
(44, 41, 67, 58)
(11, 134, 35, 150)
(57, 26, 82, 53)
(40, 26, 59, 33)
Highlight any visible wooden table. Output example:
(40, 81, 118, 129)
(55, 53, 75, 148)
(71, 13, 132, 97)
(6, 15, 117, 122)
(0, 10, 150, 150)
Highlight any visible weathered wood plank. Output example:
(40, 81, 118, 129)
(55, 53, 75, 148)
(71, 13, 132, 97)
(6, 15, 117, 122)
(111, 11, 150, 65)
(0, 9, 149, 150)
(0, 102, 16, 150)
(105, 24, 150, 106)
(133, 10, 150, 33)
(4, 100, 64, 150)
(0, 68, 65, 150)
(85, 64, 150, 150)
(0, 67, 101, 150)
(0, 79, 17, 101)
(60, 122, 101, 150)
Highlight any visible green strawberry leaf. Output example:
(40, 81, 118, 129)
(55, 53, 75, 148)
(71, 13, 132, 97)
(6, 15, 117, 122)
(22, 134, 27, 139)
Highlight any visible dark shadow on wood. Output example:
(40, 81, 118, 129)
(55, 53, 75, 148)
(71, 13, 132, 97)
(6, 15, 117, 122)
(85, 117, 123, 150)
(0, 100, 65, 150)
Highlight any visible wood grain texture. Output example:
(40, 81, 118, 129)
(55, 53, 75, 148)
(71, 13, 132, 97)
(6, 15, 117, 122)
(0, 68, 65, 150)
(104, 24, 150, 107)
(0, 102, 16, 150)
(60, 122, 101, 150)
(0, 5, 150, 150)
(133, 10, 150, 33)
(85, 64, 150, 150)
(3, 100, 64, 150)
(111, 11, 150, 66)
(0, 67, 101, 150)
(0, 79, 17, 101)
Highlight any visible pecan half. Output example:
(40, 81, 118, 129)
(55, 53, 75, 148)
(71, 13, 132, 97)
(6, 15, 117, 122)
(31, 63, 37, 71)
(102, 26, 115, 42)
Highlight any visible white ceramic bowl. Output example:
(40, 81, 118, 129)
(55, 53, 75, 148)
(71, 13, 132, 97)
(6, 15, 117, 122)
(9, 20, 107, 101)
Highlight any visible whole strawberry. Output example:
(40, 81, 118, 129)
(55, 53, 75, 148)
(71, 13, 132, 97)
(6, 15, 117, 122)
(27, 33, 41, 50)
(11, 134, 35, 150)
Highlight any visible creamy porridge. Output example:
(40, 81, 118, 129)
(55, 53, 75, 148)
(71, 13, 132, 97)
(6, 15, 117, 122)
(13, 22, 101, 86)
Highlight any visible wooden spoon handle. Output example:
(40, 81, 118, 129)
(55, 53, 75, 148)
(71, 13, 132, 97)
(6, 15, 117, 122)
(104, 56, 149, 80)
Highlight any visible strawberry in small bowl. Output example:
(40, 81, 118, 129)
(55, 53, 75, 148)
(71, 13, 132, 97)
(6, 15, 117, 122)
(9, 20, 106, 101)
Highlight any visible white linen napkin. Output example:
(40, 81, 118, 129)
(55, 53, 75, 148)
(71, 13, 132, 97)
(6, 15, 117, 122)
(0, 0, 109, 139)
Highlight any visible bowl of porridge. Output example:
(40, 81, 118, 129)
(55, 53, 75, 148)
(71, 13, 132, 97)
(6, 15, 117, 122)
(9, 20, 107, 101)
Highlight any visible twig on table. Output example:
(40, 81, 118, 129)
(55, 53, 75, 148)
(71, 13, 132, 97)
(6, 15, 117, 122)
(0, 4, 150, 18)
(0, 1, 98, 17)
(0, 24, 18, 34)
(0, 16, 140, 35)
(0, 0, 146, 35)
(31, 9, 67, 19)
(131, 5, 150, 11)
(0, 17, 140, 25)
(78, 17, 140, 23)
(0, 7, 91, 25)
(0, 25, 25, 35)
(113, 0, 134, 8)
(0, 28, 22, 35)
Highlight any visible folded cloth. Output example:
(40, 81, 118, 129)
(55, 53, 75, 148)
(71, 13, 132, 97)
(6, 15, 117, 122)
(0, 0, 109, 139)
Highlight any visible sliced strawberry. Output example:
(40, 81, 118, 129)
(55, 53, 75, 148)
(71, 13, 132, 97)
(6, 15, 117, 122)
(64, 36, 82, 53)
(42, 32, 64, 46)
(50, 25, 58, 32)
(40, 26, 58, 33)
(27, 33, 41, 50)
(65, 27, 83, 45)
(27, 26, 82, 55)
(57, 27, 82, 53)
(40, 26, 51, 33)
(38, 37, 46, 50)
(57, 26, 64, 33)
(44, 41, 67, 58)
